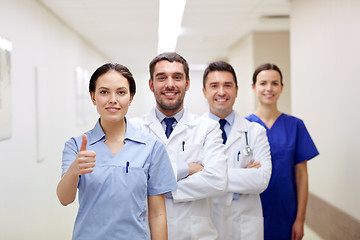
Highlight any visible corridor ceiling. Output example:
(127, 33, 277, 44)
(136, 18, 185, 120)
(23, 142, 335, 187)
(37, 0, 290, 71)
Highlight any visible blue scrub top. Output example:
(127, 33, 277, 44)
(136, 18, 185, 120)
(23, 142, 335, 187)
(246, 113, 319, 240)
(62, 119, 178, 240)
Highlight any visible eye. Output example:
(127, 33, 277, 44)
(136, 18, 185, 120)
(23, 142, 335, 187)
(100, 90, 108, 94)
(118, 90, 126, 95)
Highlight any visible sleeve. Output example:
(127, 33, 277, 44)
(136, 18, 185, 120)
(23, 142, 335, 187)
(227, 124, 272, 194)
(61, 137, 80, 176)
(176, 160, 190, 180)
(147, 139, 178, 196)
(295, 120, 319, 164)
(172, 121, 228, 202)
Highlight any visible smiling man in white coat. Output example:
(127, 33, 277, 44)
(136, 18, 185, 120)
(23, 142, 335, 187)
(202, 61, 272, 240)
(130, 52, 228, 239)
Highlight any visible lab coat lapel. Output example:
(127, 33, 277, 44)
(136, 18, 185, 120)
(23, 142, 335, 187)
(168, 109, 195, 140)
(143, 108, 168, 143)
(225, 112, 248, 148)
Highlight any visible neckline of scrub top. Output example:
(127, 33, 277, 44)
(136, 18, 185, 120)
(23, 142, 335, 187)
(88, 118, 147, 146)
(252, 113, 284, 131)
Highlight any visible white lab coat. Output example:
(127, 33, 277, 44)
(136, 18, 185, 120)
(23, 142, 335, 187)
(204, 111, 271, 240)
(130, 108, 228, 240)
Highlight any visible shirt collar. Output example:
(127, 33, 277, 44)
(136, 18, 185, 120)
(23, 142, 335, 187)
(155, 107, 184, 123)
(87, 118, 146, 145)
(87, 119, 106, 145)
(208, 110, 235, 127)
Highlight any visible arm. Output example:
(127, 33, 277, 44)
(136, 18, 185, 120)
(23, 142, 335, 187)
(172, 121, 228, 202)
(148, 194, 168, 240)
(57, 134, 96, 206)
(291, 161, 308, 240)
(188, 162, 203, 175)
(227, 125, 272, 194)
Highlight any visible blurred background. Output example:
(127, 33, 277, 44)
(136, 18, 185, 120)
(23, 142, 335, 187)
(0, 0, 359, 239)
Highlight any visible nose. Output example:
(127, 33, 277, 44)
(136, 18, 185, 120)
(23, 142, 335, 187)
(165, 77, 175, 88)
(265, 83, 272, 91)
(109, 93, 117, 103)
(218, 86, 225, 95)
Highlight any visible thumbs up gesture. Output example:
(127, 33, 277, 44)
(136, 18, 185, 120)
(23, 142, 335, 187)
(69, 134, 96, 176)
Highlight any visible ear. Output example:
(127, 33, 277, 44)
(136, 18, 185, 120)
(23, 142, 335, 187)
(149, 79, 154, 92)
(185, 78, 190, 91)
(251, 84, 256, 93)
(235, 85, 239, 98)
(90, 92, 96, 105)
(129, 95, 134, 104)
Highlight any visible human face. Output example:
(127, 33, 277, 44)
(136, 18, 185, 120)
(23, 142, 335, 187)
(252, 70, 283, 106)
(149, 60, 190, 116)
(203, 71, 238, 119)
(90, 70, 133, 124)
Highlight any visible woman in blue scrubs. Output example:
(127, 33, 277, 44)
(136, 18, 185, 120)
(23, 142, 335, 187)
(246, 63, 319, 240)
(57, 63, 177, 240)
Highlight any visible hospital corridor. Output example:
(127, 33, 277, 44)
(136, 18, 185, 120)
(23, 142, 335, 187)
(0, 0, 359, 239)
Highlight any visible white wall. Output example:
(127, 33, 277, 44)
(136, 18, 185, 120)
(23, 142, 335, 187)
(291, 0, 360, 220)
(228, 31, 291, 117)
(0, 0, 108, 239)
(229, 34, 256, 117)
(253, 31, 291, 115)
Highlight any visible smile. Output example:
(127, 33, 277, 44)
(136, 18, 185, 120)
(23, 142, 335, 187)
(215, 98, 228, 102)
(106, 107, 120, 112)
(164, 92, 176, 96)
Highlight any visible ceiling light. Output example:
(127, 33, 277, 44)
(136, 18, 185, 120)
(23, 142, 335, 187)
(157, 0, 187, 53)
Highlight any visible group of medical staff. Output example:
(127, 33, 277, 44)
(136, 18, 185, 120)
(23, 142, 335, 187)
(57, 52, 319, 240)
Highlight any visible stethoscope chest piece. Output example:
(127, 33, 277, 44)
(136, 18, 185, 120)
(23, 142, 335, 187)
(242, 146, 252, 156)
(242, 131, 252, 155)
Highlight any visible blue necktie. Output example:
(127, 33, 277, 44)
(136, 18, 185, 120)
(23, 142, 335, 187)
(164, 117, 176, 138)
(219, 119, 227, 144)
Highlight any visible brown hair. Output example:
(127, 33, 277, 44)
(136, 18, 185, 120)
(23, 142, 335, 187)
(252, 63, 283, 86)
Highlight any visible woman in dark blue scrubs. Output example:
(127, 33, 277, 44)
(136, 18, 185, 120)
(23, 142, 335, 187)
(246, 63, 319, 240)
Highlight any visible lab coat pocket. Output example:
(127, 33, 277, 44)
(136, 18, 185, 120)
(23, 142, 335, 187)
(178, 144, 203, 164)
(233, 214, 263, 240)
(190, 216, 218, 240)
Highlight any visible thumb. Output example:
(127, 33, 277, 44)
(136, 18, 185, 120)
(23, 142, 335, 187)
(80, 134, 87, 151)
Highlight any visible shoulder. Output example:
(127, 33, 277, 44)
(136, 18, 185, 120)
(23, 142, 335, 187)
(280, 113, 306, 128)
(245, 113, 257, 122)
(281, 113, 302, 122)
(129, 115, 148, 128)
(182, 110, 219, 129)
(234, 112, 266, 132)
(194, 114, 219, 129)
(127, 121, 160, 145)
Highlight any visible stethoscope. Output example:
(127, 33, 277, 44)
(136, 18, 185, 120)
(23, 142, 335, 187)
(242, 132, 252, 156)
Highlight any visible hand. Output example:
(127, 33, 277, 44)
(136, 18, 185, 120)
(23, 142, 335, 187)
(291, 219, 304, 240)
(246, 159, 261, 168)
(188, 162, 204, 176)
(69, 134, 96, 176)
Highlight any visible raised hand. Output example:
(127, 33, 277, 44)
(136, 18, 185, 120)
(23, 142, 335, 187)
(69, 134, 96, 176)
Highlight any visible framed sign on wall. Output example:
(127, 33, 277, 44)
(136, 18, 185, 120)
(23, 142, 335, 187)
(0, 36, 12, 141)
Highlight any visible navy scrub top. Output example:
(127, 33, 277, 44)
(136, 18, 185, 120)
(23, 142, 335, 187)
(246, 113, 319, 240)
